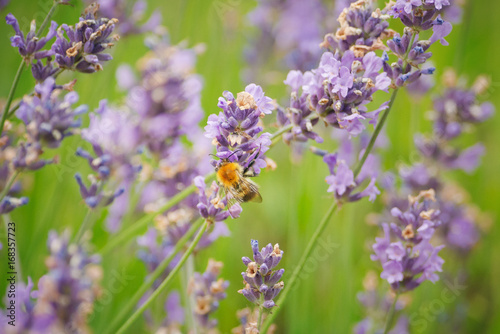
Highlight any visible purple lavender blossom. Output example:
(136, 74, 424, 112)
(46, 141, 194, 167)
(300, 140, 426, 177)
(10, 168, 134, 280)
(74, 173, 124, 208)
(17, 77, 87, 148)
(322, 0, 392, 58)
(284, 50, 391, 139)
(189, 259, 229, 329)
(13, 142, 55, 171)
(239, 240, 284, 309)
(390, 0, 451, 29)
(31, 58, 59, 82)
(371, 190, 445, 291)
(245, 0, 326, 77)
(52, 3, 119, 73)
(31, 230, 102, 333)
(156, 291, 185, 332)
(322, 150, 381, 203)
(0, 195, 28, 214)
(205, 84, 274, 173)
(6, 13, 57, 62)
(354, 271, 409, 334)
(194, 175, 242, 225)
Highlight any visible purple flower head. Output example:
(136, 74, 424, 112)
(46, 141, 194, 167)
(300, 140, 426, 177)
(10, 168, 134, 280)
(125, 34, 205, 154)
(13, 142, 56, 171)
(205, 84, 274, 173)
(52, 3, 119, 73)
(322, 0, 391, 57)
(31, 57, 59, 82)
(74, 173, 124, 209)
(239, 240, 284, 309)
(390, 0, 451, 30)
(194, 175, 242, 225)
(322, 151, 381, 203)
(6, 13, 57, 61)
(372, 190, 445, 291)
(31, 230, 102, 333)
(189, 259, 229, 329)
(0, 195, 29, 214)
(17, 77, 87, 149)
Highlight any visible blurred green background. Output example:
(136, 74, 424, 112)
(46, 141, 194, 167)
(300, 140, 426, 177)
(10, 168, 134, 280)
(0, 0, 499, 333)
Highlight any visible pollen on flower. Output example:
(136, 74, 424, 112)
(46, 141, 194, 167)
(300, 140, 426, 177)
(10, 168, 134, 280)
(194, 296, 212, 315)
(420, 209, 435, 220)
(402, 224, 414, 240)
(246, 262, 258, 278)
(236, 91, 257, 110)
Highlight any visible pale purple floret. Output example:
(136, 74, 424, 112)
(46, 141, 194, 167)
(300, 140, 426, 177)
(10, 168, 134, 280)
(17, 77, 87, 149)
(371, 191, 445, 291)
(189, 259, 229, 329)
(239, 240, 284, 309)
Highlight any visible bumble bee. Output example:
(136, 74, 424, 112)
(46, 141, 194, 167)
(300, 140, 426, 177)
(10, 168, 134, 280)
(215, 152, 262, 206)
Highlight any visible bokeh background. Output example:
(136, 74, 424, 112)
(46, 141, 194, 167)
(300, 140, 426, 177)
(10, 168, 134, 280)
(1, 0, 499, 333)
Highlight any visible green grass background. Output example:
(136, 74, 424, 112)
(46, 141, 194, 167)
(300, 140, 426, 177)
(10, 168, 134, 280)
(0, 0, 499, 333)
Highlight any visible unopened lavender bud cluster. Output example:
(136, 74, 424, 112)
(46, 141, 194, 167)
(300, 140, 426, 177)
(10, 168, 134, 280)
(372, 190, 445, 291)
(188, 259, 229, 330)
(239, 240, 284, 309)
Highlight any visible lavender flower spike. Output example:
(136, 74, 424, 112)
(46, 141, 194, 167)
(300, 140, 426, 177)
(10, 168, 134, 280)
(6, 13, 57, 62)
(74, 173, 124, 208)
(205, 84, 274, 174)
(17, 77, 87, 149)
(239, 239, 284, 309)
(52, 3, 119, 73)
(188, 259, 229, 330)
(371, 190, 445, 292)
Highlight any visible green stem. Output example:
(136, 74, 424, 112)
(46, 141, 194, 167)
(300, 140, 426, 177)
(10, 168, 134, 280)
(0, 171, 21, 202)
(261, 88, 401, 333)
(74, 209, 93, 244)
(100, 181, 201, 255)
(0, 61, 25, 137)
(352, 89, 399, 177)
(257, 302, 264, 331)
(105, 217, 204, 334)
(383, 291, 400, 334)
(0, 1, 60, 137)
(36, 1, 59, 38)
(115, 220, 208, 334)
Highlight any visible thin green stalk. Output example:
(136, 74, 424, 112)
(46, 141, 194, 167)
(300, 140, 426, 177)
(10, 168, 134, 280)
(74, 209, 93, 243)
(36, 1, 59, 39)
(99, 181, 201, 255)
(383, 292, 400, 334)
(352, 89, 399, 177)
(184, 254, 199, 334)
(105, 217, 204, 334)
(0, 61, 25, 137)
(0, 171, 21, 202)
(115, 220, 208, 334)
(261, 87, 401, 333)
(257, 302, 265, 331)
(0, 1, 60, 137)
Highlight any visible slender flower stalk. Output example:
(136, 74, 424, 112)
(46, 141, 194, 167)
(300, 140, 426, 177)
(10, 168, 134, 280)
(261, 82, 401, 333)
(115, 220, 208, 334)
(383, 291, 400, 334)
(0, 0, 60, 137)
(105, 217, 204, 334)
(74, 209, 93, 243)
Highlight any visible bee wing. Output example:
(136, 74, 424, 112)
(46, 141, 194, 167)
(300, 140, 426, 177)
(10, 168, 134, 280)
(238, 175, 262, 203)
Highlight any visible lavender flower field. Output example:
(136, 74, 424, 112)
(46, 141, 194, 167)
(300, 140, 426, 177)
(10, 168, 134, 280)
(1, 0, 500, 333)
